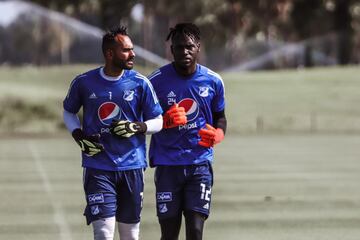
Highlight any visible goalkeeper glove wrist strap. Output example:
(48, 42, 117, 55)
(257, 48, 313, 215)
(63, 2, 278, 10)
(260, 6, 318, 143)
(133, 122, 147, 134)
(72, 128, 84, 141)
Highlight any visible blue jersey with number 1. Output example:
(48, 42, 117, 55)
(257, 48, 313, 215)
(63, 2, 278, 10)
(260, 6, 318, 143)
(148, 63, 225, 166)
(63, 67, 163, 171)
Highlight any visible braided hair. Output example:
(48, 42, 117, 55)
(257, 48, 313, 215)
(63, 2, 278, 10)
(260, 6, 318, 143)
(102, 26, 128, 55)
(166, 23, 201, 43)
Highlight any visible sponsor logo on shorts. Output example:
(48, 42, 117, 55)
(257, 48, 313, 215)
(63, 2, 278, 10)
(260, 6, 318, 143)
(91, 205, 100, 215)
(88, 193, 104, 204)
(157, 192, 172, 202)
(158, 203, 168, 213)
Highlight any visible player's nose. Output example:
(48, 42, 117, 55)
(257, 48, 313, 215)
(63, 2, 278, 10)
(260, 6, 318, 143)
(130, 50, 135, 58)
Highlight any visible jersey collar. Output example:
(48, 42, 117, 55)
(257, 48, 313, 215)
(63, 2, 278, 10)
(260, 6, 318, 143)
(99, 67, 124, 81)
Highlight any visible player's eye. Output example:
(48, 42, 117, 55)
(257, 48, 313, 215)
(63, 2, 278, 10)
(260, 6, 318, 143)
(174, 46, 184, 51)
(185, 44, 196, 50)
(123, 48, 133, 52)
(174, 45, 195, 51)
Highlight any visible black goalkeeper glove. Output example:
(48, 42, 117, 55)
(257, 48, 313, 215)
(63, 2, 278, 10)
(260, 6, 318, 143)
(72, 128, 104, 156)
(110, 120, 147, 138)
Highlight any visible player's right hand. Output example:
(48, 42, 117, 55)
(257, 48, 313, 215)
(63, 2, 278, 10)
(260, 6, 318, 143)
(163, 103, 187, 128)
(72, 129, 104, 156)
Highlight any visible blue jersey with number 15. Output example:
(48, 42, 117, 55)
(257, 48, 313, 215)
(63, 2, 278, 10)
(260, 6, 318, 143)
(63, 67, 163, 171)
(148, 63, 225, 166)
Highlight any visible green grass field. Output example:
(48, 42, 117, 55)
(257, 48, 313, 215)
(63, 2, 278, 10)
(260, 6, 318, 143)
(1, 65, 360, 134)
(1, 134, 360, 240)
(1, 65, 360, 239)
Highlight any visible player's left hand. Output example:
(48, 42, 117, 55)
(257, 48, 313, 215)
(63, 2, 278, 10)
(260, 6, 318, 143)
(72, 129, 104, 157)
(110, 120, 147, 138)
(198, 123, 225, 148)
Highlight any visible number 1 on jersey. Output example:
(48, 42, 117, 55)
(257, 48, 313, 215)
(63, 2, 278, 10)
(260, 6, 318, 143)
(109, 91, 112, 100)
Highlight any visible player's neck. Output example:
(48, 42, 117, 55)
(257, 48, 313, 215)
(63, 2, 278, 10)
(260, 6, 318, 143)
(103, 65, 124, 77)
(172, 62, 196, 76)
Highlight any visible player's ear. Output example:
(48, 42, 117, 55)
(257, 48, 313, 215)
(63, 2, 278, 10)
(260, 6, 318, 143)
(197, 42, 200, 52)
(105, 48, 113, 59)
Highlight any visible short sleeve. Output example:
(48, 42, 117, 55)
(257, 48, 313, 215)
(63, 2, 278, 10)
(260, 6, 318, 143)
(211, 75, 225, 112)
(140, 76, 163, 120)
(63, 77, 82, 114)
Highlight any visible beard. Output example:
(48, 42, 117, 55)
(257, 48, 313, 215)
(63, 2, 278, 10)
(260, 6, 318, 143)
(112, 57, 134, 70)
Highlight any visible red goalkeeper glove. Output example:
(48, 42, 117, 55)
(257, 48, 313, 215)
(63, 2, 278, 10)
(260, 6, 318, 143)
(198, 124, 225, 148)
(163, 103, 187, 129)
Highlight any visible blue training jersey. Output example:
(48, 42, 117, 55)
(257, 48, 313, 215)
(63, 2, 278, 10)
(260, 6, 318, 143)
(148, 63, 225, 166)
(63, 67, 163, 171)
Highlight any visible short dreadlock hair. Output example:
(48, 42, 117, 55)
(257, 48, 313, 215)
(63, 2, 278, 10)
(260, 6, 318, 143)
(102, 26, 128, 56)
(166, 23, 201, 43)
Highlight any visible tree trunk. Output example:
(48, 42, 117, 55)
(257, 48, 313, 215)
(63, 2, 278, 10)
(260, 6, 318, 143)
(334, 0, 352, 65)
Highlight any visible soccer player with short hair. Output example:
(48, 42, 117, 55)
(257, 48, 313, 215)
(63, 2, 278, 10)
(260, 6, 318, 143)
(148, 23, 226, 240)
(63, 26, 163, 240)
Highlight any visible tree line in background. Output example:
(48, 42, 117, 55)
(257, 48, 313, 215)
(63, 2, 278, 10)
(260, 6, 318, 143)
(4, 0, 360, 70)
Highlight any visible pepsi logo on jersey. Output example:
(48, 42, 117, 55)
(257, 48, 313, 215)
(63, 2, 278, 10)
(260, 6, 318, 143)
(178, 98, 199, 122)
(177, 98, 199, 130)
(98, 102, 121, 126)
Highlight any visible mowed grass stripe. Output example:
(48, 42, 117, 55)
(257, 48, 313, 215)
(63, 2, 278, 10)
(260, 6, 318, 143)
(27, 142, 73, 240)
(1, 135, 360, 239)
(1, 217, 359, 235)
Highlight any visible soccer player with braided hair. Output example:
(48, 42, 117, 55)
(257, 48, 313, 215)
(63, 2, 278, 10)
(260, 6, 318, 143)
(148, 23, 227, 240)
(63, 26, 163, 240)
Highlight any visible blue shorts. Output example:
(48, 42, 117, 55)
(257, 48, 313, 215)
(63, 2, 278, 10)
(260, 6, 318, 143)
(154, 162, 213, 219)
(83, 167, 144, 225)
